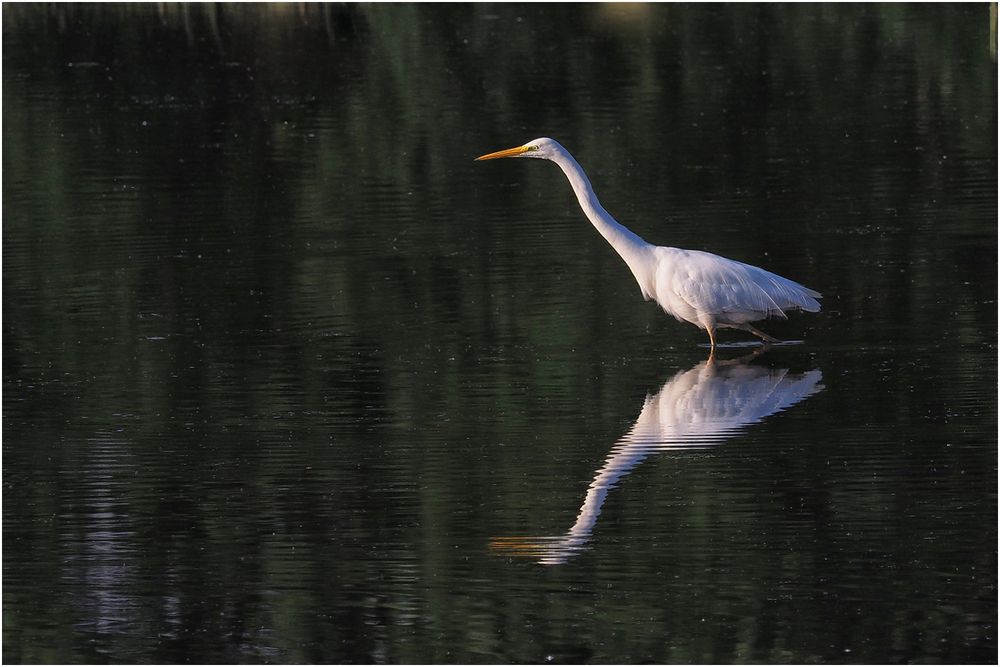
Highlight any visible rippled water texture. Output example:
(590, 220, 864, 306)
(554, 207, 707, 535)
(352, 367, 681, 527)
(3, 4, 997, 664)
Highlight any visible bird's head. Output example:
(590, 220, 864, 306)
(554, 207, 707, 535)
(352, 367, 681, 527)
(475, 137, 564, 162)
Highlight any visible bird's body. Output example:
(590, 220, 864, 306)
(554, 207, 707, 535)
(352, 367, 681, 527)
(476, 137, 821, 347)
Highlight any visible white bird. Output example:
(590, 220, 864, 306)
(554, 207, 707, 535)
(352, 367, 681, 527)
(490, 352, 824, 564)
(476, 138, 822, 348)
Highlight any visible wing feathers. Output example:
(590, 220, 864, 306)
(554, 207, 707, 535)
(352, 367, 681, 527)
(662, 249, 821, 321)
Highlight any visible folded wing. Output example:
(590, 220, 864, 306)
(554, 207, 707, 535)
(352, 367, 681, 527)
(666, 249, 821, 321)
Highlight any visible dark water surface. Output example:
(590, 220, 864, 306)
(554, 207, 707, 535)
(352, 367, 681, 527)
(3, 4, 997, 663)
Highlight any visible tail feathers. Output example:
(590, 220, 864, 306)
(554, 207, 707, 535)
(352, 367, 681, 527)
(759, 275, 822, 314)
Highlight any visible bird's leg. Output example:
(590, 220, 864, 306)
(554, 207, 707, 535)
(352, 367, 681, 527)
(707, 327, 717, 349)
(740, 324, 780, 344)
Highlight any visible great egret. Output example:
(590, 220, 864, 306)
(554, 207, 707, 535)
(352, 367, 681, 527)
(490, 351, 824, 564)
(476, 138, 822, 347)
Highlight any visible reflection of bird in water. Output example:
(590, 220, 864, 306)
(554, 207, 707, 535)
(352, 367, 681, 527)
(490, 350, 823, 565)
(477, 138, 821, 348)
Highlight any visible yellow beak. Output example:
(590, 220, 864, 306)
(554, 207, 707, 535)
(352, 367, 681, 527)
(475, 145, 532, 161)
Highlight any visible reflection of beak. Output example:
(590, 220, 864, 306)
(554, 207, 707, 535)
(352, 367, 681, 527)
(488, 536, 551, 557)
(490, 535, 584, 566)
(475, 145, 531, 161)
(490, 536, 563, 558)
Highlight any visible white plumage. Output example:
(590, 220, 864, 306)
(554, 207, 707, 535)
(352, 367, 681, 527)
(477, 137, 821, 347)
(489, 354, 825, 564)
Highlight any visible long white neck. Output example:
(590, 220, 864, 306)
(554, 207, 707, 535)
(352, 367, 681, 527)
(549, 147, 655, 299)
